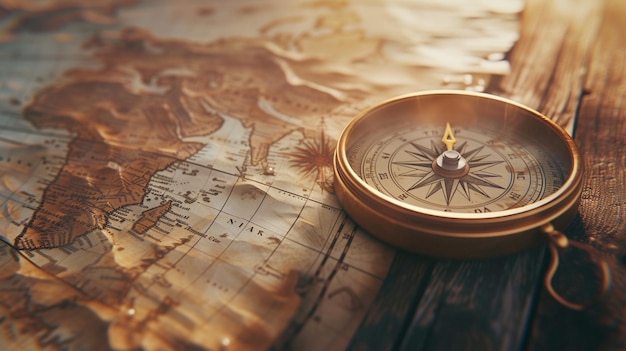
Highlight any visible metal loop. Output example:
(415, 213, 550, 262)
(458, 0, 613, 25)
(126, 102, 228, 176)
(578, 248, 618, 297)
(541, 224, 611, 310)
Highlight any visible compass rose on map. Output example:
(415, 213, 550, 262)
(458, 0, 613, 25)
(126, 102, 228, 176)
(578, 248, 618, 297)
(283, 129, 335, 192)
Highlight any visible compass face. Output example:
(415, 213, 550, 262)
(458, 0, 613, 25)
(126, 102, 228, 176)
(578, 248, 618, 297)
(348, 125, 567, 213)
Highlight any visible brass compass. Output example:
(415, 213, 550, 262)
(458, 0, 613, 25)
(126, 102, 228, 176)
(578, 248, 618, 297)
(333, 90, 609, 309)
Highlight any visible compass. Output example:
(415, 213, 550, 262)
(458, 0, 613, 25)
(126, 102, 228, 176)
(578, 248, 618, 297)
(333, 90, 609, 309)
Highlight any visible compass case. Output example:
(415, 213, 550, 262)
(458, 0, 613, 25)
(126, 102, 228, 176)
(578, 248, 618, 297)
(333, 90, 583, 258)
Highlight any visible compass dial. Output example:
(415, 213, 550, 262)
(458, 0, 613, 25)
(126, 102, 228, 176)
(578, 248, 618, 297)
(352, 125, 565, 213)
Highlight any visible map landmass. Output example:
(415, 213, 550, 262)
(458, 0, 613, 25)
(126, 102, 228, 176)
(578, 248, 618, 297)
(15, 26, 348, 249)
(133, 200, 172, 234)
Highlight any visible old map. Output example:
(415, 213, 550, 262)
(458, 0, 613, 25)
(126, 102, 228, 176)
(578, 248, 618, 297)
(0, 0, 521, 350)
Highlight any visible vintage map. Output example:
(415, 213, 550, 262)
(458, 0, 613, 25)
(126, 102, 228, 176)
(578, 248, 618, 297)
(0, 1, 521, 350)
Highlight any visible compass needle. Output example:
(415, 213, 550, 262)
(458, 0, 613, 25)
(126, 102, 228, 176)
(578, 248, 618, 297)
(442, 122, 457, 151)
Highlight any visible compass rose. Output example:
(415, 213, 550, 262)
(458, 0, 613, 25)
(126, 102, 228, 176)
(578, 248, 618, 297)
(393, 125, 505, 206)
(283, 129, 335, 192)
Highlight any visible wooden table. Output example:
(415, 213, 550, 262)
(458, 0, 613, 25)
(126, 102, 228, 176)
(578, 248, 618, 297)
(348, 0, 626, 350)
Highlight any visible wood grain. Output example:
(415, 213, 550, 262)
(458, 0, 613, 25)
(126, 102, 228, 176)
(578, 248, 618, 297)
(526, 0, 626, 349)
(396, 247, 545, 351)
(498, 0, 602, 134)
(347, 252, 435, 351)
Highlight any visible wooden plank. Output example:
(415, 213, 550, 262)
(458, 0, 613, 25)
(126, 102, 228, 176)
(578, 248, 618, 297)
(498, 0, 602, 134)
(396, 247, 545, 351)
(527, 0, 626, 349)
(347, 252, 435, 351)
